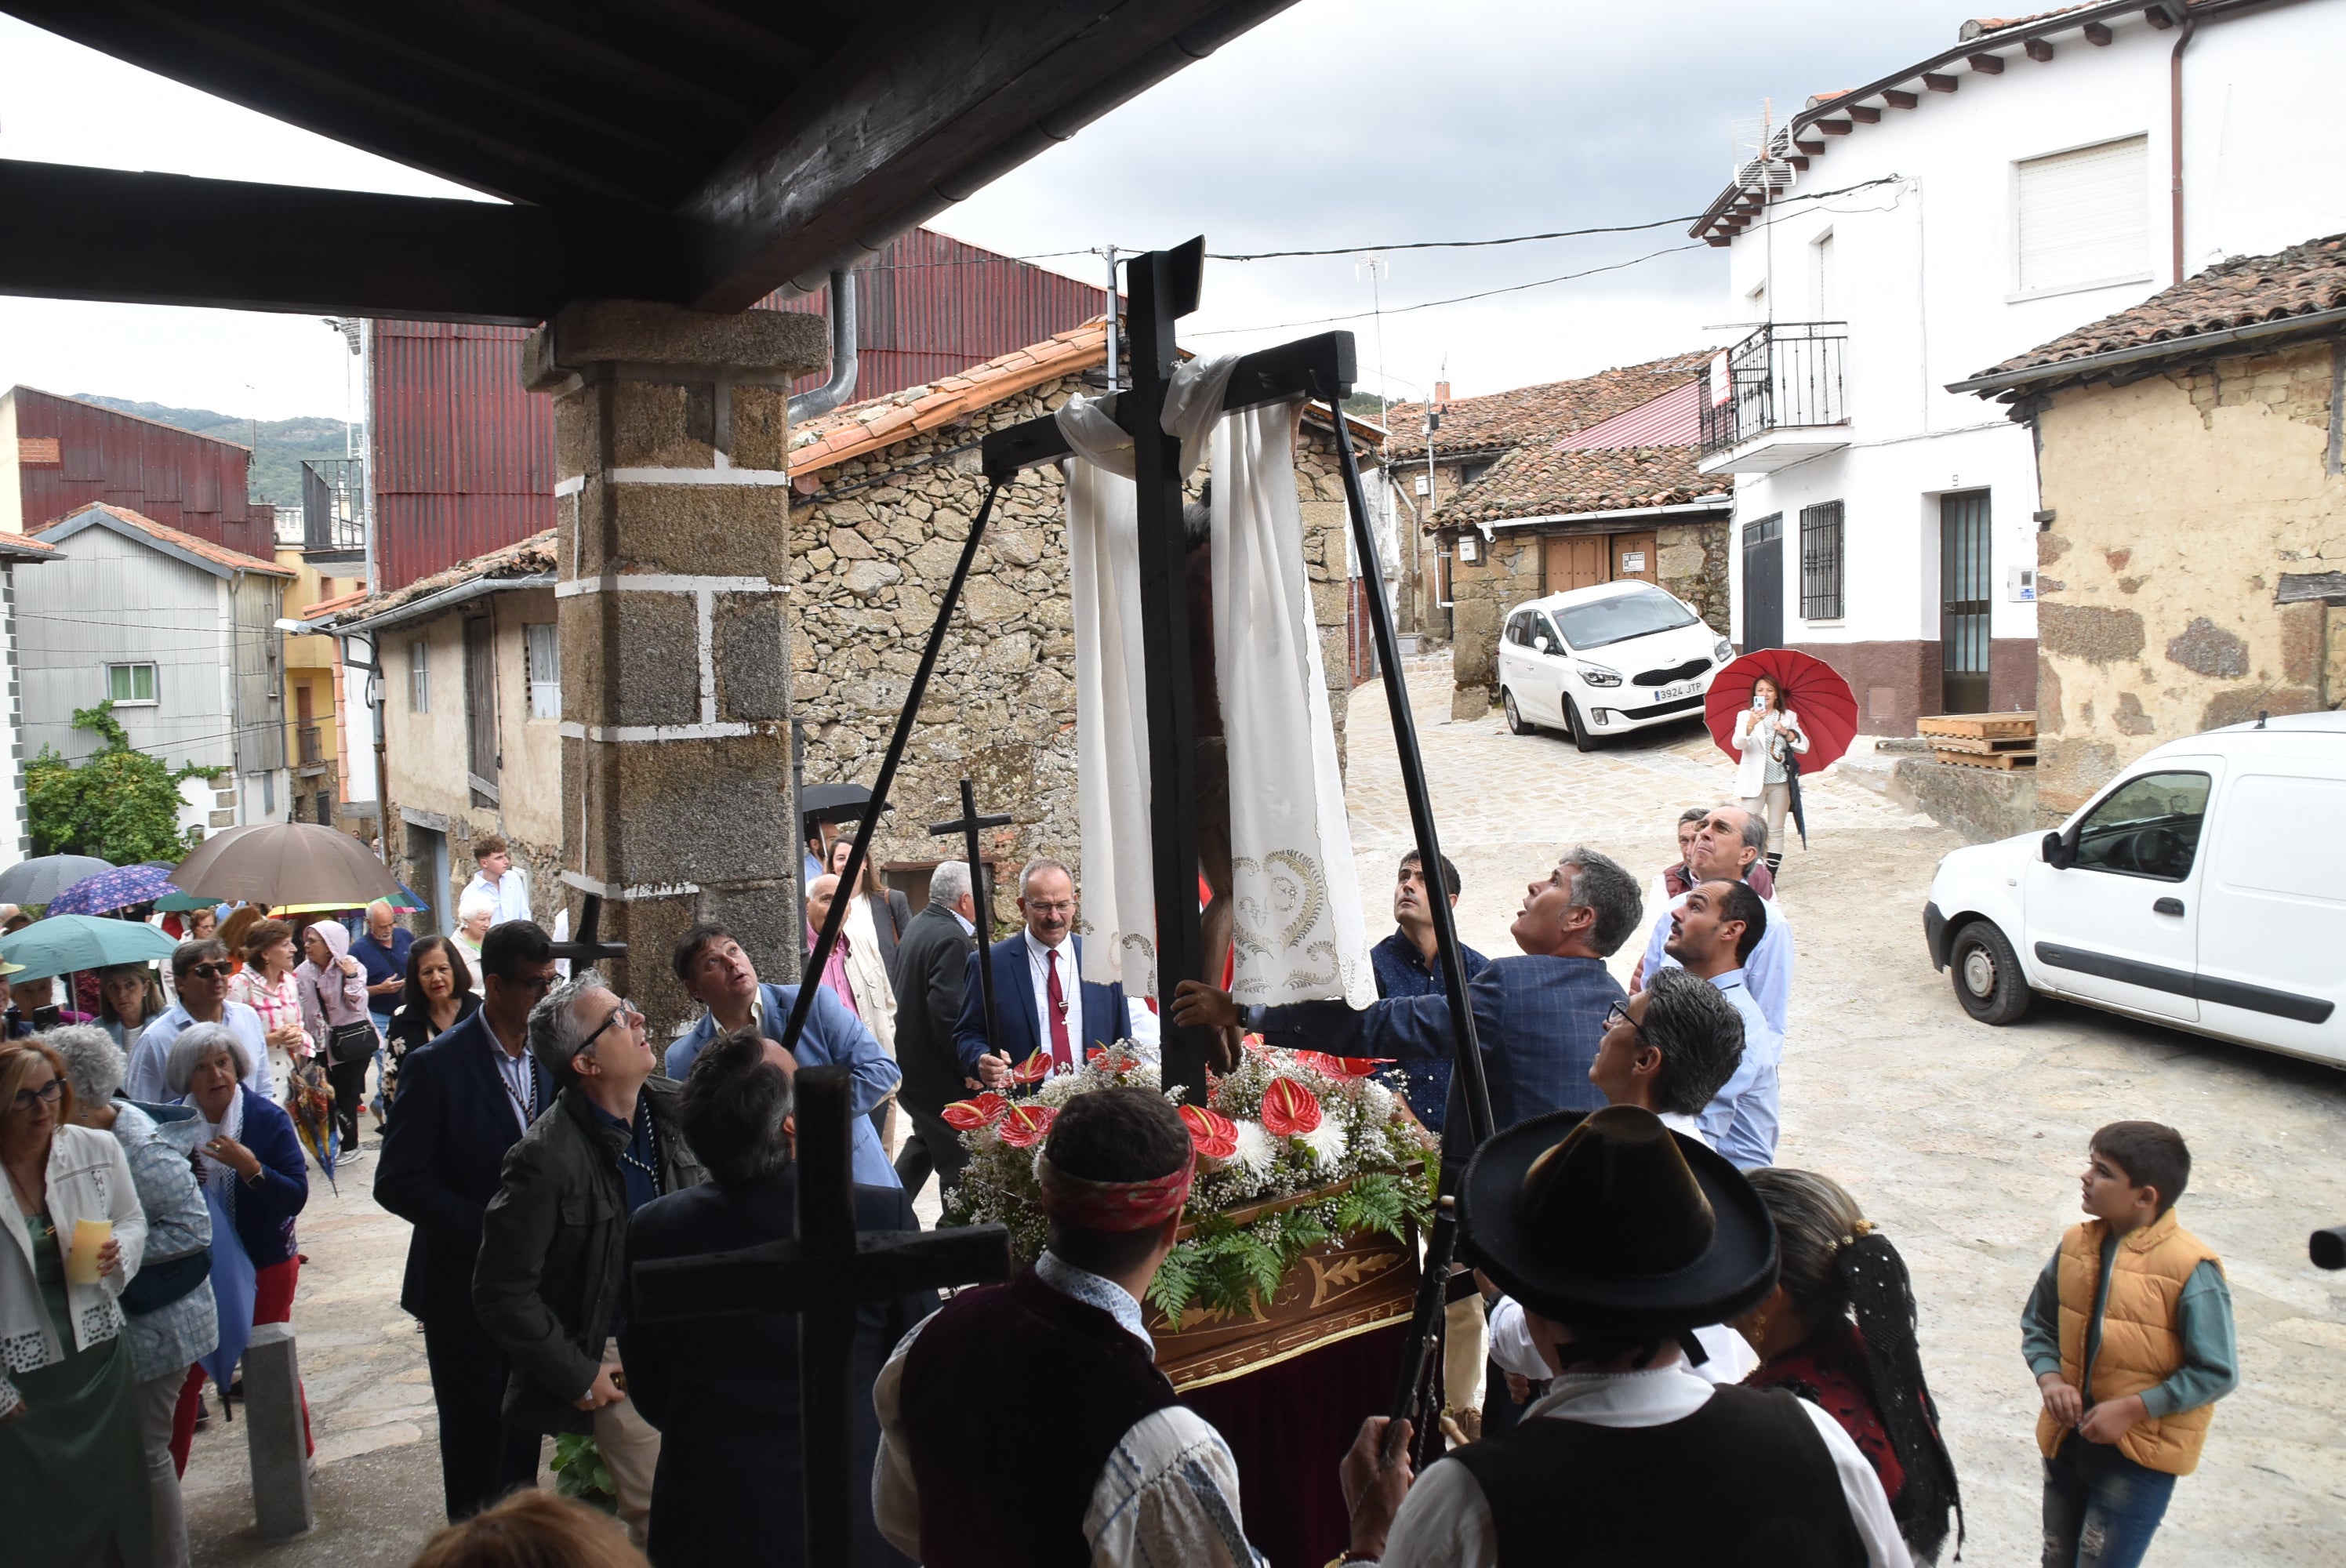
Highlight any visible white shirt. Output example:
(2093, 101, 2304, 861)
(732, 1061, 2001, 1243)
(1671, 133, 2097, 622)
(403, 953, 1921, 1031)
(1024, 928, 1084, 1058)
(873, 1252, 1267, 1567)
(1485, 1298, 1758, 1388)
(125, 1000, 273, 1104)
(489, 1035, 539, 1134)
(465, 865, 533, 927)
(949, 908, 975, 936)
(1378, 1361, 1912, 1568)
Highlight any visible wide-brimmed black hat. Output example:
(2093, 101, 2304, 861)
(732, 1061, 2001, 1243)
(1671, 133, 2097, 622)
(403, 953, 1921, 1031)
(1459, 1105, 1778, 1336)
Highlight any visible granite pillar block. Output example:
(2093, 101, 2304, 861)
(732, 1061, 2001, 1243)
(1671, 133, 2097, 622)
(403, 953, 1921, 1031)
(243, 1323, 313, 1540)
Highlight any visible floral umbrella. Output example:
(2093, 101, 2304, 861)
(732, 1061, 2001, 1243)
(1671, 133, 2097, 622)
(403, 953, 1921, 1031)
(47, 862, 180, 916)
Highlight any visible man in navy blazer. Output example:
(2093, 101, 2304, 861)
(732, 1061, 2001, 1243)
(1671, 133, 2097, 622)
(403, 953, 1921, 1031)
(954, 858, 1153, 1088)
(375, 920, 559, 1520)
(665, 922, 902, 1188)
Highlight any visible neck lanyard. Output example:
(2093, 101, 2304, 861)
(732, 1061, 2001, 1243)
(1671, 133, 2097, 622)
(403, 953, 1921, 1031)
(615, 1098, 664, 1197)
(497, 1049, 537, 1124)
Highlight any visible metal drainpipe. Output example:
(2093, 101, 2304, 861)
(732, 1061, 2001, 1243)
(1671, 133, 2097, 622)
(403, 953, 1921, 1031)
(786, 269, 861, 424)
(2170, 5, 2199, 285)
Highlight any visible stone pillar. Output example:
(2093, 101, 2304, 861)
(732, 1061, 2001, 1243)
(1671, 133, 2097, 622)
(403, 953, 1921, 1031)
(525, 303, 830, 1031)
(242, 1323, 313, 1539)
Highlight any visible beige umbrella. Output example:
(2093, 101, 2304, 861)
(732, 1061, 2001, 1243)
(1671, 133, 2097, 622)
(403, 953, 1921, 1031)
(170, 822, 402, 909)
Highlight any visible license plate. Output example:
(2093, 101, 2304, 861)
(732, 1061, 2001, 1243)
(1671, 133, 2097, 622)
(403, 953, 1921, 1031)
(1658, 681, 1698, 702)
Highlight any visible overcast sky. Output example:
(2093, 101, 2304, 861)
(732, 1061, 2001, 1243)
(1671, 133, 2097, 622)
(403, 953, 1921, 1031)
(0, 2, 1963, 419)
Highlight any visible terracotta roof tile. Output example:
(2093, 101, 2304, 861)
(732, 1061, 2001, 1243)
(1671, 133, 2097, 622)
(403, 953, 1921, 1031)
(1384, 350, 1716, 462)
(32, 502, 292, 576)
(1435, 445, 1723, 528)
(321, 527, 559, 626)
(1970, 233, 2346, 387)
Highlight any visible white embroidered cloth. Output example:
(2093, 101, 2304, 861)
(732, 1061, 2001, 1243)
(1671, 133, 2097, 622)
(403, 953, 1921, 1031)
(1058, 361, 1374, 1007)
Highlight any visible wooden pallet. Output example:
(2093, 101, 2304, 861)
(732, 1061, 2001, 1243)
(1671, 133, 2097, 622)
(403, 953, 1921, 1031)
(1928, 733, 2038, 755)
(1931, 747, 2036, 771)
(1918, 710, 2038, 742)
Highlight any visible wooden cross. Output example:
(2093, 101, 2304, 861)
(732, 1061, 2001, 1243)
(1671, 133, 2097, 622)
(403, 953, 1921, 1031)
(928, 777, 1011, 1063)
(631, 1065, 1011, 1563)
(549, 892, 627, 968)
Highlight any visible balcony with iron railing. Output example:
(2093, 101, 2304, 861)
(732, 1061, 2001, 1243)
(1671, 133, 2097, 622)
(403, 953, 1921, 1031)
(1696, 321, 1851, 476)
(301, 458, 367, 560)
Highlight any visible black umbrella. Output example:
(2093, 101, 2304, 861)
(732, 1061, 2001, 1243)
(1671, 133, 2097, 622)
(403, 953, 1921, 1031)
(1785, 751, 1810, 850)
(0, 854, 116, 907)
(800, 783, 876, 829)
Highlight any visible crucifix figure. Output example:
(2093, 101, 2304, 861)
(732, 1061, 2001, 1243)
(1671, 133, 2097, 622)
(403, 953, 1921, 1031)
(631, 1065, 1011, 1565)
(928, 778, 1011, 1062)
(549, 892, 627, 970)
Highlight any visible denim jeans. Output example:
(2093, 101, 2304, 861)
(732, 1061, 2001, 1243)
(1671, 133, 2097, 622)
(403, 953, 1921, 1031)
(2043, 1436, 2177, 1568)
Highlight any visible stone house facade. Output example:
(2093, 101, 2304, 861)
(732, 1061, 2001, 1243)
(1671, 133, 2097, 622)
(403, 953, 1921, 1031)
(787, 321, 1378, 923)
(1385, 359, 1730, 722)
(1962, 236, 2346, 817)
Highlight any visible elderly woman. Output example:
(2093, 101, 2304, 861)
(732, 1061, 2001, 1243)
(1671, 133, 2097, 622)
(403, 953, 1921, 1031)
(53, 1025, 217, 1568)
(162, 1022, 312, 1472)
(453, 887, 496, 969)
(97, 962, 171, 1054)
(0, 1035, 153, 1565)
(1734, 1168, 1963, 1563)
(298, 922, 377, 1155)
(231, 919, 313, 1099)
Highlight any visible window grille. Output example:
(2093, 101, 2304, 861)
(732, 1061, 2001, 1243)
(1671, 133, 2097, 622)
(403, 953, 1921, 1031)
(1799, 501, 1845, 620)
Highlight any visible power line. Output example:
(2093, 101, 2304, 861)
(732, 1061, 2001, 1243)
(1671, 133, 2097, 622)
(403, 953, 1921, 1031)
(1186, 242, 1712, 339)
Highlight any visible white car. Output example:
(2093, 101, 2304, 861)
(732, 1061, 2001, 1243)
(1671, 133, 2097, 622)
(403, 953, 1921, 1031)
(1494, 581, 1733, 750)
(1924, 712, 2346, 1066)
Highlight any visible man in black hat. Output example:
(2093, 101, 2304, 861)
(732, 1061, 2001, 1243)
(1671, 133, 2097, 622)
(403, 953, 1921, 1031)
(1336, 1105, 1912, 1566)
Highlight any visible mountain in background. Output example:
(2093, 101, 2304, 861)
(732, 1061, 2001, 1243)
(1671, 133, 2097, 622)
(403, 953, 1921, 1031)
(70, 395, 361, 513)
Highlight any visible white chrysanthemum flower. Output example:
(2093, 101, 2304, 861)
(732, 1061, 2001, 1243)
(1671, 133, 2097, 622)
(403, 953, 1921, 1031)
(1355, 1077, 1397, 1120)
(1300, 1117, 1349, 1169)
(1229, 1120, 1276, 1185)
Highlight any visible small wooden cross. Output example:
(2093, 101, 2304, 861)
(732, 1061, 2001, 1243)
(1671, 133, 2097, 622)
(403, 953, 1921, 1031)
(631, 1066, 1011, 1563)
(928, 778, 1011, 1062)
(548, 892, 628, 969)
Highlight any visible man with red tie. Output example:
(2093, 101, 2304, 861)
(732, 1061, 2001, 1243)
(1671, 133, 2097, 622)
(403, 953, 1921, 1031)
(957, 858, 1154, 1087)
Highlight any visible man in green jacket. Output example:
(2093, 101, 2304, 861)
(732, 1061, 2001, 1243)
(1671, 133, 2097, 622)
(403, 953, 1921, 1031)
(475, 973, 705, 1541)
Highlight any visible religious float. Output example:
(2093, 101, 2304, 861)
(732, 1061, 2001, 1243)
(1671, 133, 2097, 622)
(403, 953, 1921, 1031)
(941, 1041, 1436, 1388)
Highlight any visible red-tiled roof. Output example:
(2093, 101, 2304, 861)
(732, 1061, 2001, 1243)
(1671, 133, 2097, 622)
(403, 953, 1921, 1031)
(1555, 380, 1702, 450)
(790, 321, 1108, 479)
(0, 532, 57, 559)
(1435, 445, 1723, 528)
(322, 527, 557, 626)
(302, 586, 372, 620)
(1385, 350, 1715, 463)
(34, 502, 291, 576)
(1964, 233, 2346, 391)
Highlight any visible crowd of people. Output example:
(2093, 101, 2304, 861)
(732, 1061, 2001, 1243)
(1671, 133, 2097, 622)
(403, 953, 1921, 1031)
(0, 804, 2245, 1568)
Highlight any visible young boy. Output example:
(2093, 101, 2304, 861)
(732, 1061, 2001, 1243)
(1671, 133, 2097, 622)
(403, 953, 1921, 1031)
(2023, 1120, 2237, 1567)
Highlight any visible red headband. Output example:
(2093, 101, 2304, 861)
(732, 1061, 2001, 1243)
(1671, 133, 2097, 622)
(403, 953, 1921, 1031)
(1037, 1149, 1194, 1232)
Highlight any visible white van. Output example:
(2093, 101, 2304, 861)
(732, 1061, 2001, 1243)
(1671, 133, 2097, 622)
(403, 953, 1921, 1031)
(1494, 581, 1732, 750)
(1923, 713, 2346, 1065)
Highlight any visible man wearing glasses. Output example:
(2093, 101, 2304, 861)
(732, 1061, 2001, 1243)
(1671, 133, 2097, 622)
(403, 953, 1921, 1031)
(957, 858, 1156, 1090)
(376, 920, 561, 1520)
(125, 940, 272, 1102)
(475, 975, 706, 1545)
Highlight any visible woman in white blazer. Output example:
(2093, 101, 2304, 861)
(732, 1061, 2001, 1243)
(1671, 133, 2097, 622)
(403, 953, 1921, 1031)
(1733, 674, 1810, 879)
(0, 1034, 153, 1566)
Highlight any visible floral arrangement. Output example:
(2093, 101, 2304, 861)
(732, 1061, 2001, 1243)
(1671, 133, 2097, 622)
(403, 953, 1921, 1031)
(939, 1040, 1437, 1323)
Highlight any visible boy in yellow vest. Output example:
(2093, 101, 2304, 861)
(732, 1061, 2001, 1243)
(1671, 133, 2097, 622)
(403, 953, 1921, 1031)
(2023, 1121, 2237, 1568)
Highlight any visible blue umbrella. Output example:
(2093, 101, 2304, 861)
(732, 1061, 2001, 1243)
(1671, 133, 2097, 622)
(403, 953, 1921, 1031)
(48, 862, 179, 916)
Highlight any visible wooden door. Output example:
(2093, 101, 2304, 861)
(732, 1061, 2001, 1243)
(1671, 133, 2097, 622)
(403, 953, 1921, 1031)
(1611, 532, 1658, 585)
(1742, 514, 1783, 652)
(464, 616, 500, 804)
(1543, 534, 1607, 594)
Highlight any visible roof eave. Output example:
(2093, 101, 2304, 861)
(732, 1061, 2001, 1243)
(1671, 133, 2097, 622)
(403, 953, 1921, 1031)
(325, 571, 557, 636)
(1949, 303, 2346, 397)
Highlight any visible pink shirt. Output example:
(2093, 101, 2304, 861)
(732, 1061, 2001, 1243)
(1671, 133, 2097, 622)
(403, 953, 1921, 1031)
(231, 967, 312, 1058)
(808, 927, 859, 1019)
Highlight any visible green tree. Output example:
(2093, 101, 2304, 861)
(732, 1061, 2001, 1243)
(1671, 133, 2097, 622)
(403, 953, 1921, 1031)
(25, 702, 225, 865)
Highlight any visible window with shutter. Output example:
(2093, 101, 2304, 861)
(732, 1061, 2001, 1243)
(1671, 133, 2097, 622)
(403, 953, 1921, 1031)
(2015, 136, 2150, 296)
(525, 623, 561, 720)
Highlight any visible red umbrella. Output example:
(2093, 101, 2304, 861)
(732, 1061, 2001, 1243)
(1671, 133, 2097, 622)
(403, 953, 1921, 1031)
(1704, 649, 1860, 771)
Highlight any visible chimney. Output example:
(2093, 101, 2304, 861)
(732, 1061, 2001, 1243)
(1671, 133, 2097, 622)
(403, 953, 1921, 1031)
(1434, 380, 1451, 405)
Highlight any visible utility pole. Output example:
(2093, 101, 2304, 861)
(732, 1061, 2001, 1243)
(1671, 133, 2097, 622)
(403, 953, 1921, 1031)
(1100, 245, 1120, 392)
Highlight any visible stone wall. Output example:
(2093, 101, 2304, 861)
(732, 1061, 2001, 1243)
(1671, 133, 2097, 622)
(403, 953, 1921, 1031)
(2030, 338, 2346, 816)
(790, 380, 1364, 926)
(1445, 516, 1731, 720)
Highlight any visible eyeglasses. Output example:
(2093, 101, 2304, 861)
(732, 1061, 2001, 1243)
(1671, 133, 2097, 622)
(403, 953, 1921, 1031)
(9, 1078, 63, 1114)
(573, 997, 643, 1061)
(1024, 901, 1075, 916)
(1602, 1001, 1640, 1036)
(184, 964, 233, 981)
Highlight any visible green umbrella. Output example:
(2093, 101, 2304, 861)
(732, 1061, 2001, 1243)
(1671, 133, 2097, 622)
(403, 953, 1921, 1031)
(153, 891, 220, 913)
(0, 915, 179, 981)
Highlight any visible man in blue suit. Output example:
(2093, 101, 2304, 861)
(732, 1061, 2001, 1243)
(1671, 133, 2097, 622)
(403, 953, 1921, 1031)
(956, 858, 1153, 1088)
(665, 922, 902, 1188)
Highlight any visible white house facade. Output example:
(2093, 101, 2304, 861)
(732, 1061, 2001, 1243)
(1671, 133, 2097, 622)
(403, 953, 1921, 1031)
(1693, 0, 2346, 731)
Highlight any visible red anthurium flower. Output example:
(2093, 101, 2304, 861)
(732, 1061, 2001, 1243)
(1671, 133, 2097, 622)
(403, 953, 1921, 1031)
(1011, 1051, 1055, 1085)
(941, 1093, 1008, 1131)
(1086, 1046, 1106, 1064)
(996, 1103, 1056, 1149)
(1179, 1104, 1240, 1160)
(1259, 1077, 1324, 1136)
(1298, 1051, 1389, 1080)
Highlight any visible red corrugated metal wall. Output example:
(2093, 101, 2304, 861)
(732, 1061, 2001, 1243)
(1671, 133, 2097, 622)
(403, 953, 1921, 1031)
(370, 228, 1107, 590)
(11, 387, 259, 554)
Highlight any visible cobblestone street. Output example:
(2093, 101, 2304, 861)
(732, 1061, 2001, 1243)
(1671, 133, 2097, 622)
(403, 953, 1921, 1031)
(1344, 656, 2346, 1565)
(184, 654, 2346, 1564)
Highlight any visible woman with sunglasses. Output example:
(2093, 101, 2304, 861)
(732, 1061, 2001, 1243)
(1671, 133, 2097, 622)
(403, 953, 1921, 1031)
(124, 941, 274, 1106)
(0, 1035, 153, 1566)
